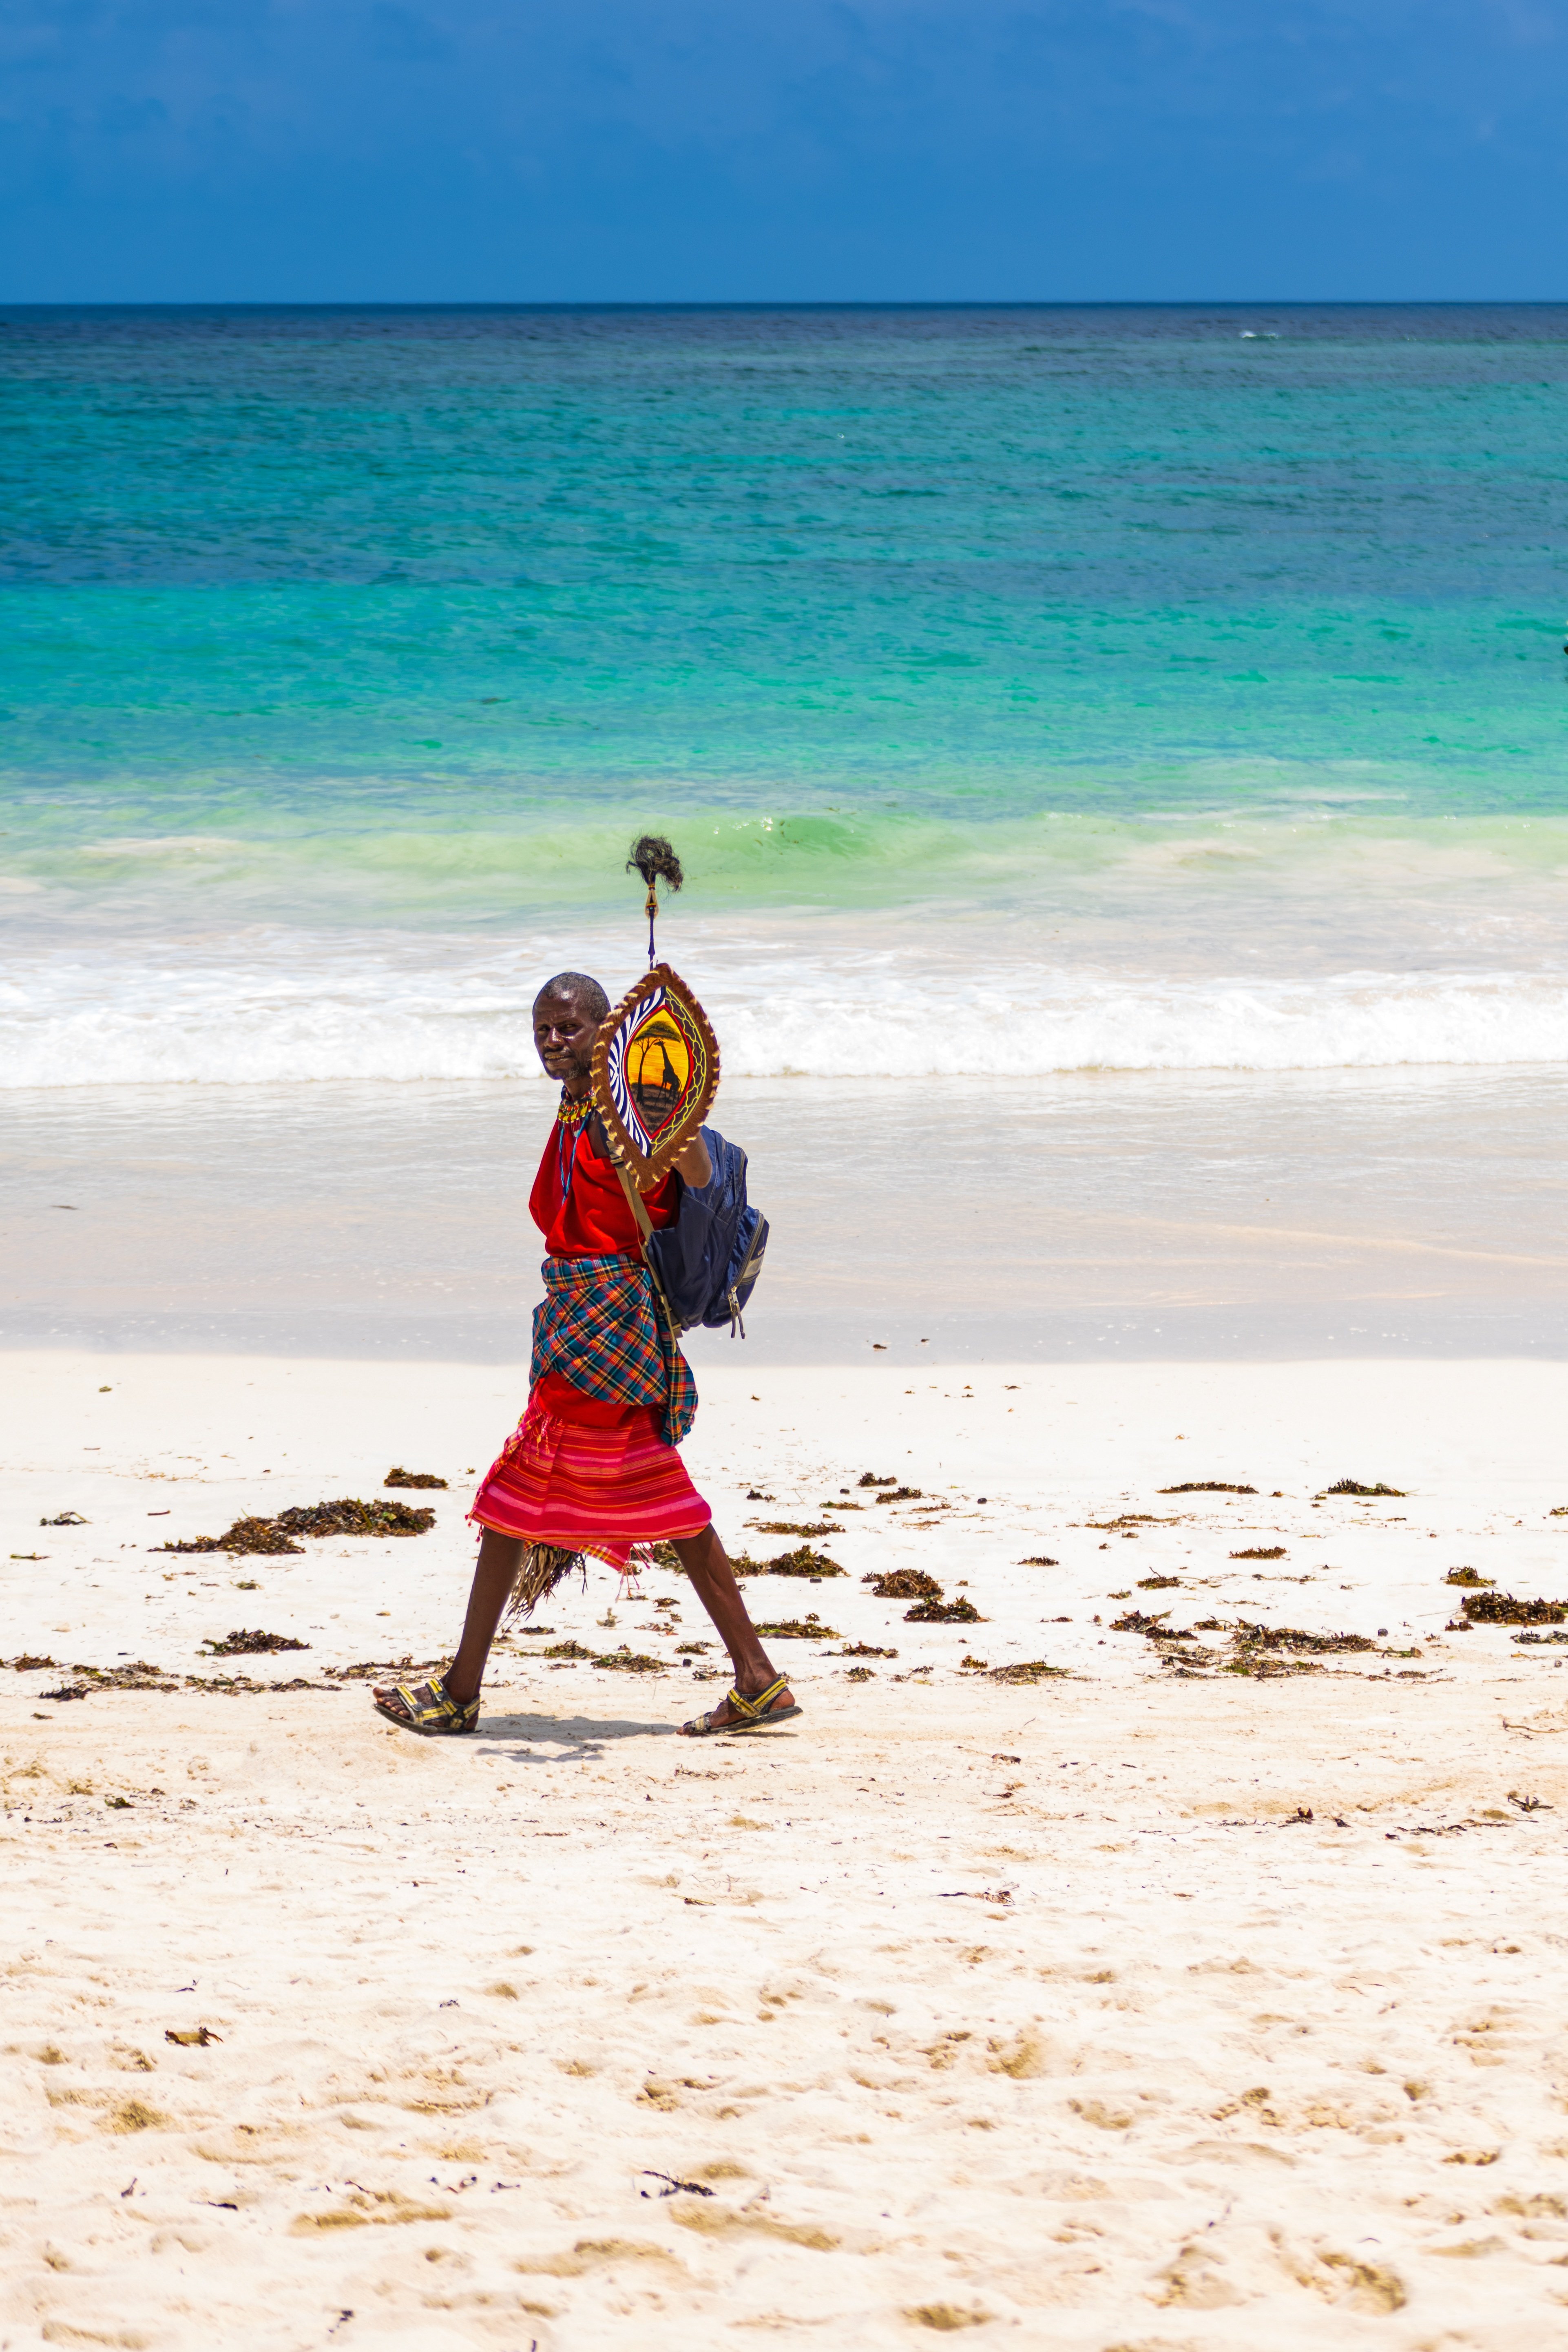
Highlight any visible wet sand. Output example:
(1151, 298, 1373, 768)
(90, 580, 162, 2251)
(4, 1067, 1566, 1362)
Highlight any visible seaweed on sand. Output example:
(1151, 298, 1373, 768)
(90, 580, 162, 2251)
(1159, 1482, 1256, 1495)
(274, 1499, 436, 1538)
(156, 1497, 437, 1554)
(201, 1629, 309, 1656)
(1324, 1478, 1405, 1497)
(905, 1598, 982, 1624)
(865, 1568, 942, 1601)
(763, 1546, 845, 1578)
(325, 1656, 443, 1680)
(751, 1521, 836, 1537)
(1444, 1567, 1495, 1587)
(858, 1472, 898, 1488)
(755, 1616, 838, 1639)
(1231, 1547, 1287, 1561)
(1137, 1574, 1181, 1590)
(384, 1467, 448, 1489)
(989, 1660, 1066, 1684)
(1232, 1620, 1376, 1654)
(592, 1647, 665, 1673)
(71, 1660, 181, 1691)
(156, 1516, 303, 1558)
(1453, 1592, 1568, 1627)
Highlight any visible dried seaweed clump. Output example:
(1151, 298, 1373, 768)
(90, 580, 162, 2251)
(1325, 1479, 1405, 1497)
(384, 1467, 448, 1490)
(1159, 1481, 1256, 1495)
(763, 1546, 845, 1578)
(755, 1615, 838, 1638)
(839, 1642, 898, 1658)
(1453, 1592, 1568, 1627)
(865, 1568, 942, 1601)
(591, 1647, 665, 1674)
(325, 1656, 442, 1681)
(274, 1499, 436, 1539)
(989, 1659, 1066, 1684)
(858, 1472, 898, 1488)
(1444, 1567, 1495, 1588)
(69, 1660, 181, 1692)
(201, 1629, 309, 1657)
(542, 1640, 593, 1660)
(1137, 1574, 1181, 1590)
(1020, 1555, 1059, 1566)
(906, 1598, 982, 1624)
(1232, 1620, 1376, 1654)
(751, 1521, 836, 1537)
(156, 1516, 303, 1558)
(1232, 1547, 1287, 1561)
(1110, 1608, 1170, 1634)
(873, 1487, 923, 1505)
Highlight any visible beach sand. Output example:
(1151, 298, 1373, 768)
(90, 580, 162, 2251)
(5, 1350, 1568, 2348)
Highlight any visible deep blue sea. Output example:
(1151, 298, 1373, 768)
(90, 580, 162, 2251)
(2, 303, 1566, 1084)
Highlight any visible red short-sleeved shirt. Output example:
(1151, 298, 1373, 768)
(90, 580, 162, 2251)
(529, 1110, 680, 1260)
(529, 1106, 681, 1426)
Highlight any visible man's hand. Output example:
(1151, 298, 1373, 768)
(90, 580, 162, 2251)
(673, 1130, 712, 1187)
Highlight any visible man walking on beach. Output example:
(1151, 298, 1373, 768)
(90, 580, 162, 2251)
(373, 972, 796, 1740)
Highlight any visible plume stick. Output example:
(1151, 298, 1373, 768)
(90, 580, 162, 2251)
(626, 834, 683, 966)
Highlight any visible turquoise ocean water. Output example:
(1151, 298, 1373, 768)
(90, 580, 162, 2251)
(3, 303, 1566, 1084)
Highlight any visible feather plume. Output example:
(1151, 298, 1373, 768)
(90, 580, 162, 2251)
(626, 835, 684, 893)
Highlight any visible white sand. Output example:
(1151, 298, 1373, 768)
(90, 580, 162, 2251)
(5, 1351, 1568, 2349)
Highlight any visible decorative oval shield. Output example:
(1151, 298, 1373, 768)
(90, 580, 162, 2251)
(590, 962, 720, 1185)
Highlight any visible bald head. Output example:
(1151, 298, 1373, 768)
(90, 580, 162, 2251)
(534, 969, 608, 1024)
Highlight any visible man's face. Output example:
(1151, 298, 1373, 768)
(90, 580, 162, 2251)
(533, 992, 599, 1091)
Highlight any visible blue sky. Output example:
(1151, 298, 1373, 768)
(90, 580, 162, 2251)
(2, 0, 1566, 301)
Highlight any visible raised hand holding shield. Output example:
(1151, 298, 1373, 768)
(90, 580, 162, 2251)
(590, 962, 720, 1186)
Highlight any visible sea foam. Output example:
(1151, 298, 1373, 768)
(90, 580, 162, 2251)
(3, 939, 1564, 1086)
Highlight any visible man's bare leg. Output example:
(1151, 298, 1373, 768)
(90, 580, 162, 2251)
(373, 1522, 789, 1731)
(674, 1523, 793, 1730)
(372, 1528, 522, 1721)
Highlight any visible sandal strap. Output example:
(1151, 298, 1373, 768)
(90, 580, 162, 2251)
(394, 1674, 476, 1729)
(725, 1675, 788, 1723)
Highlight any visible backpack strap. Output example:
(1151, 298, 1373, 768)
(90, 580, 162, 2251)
(603, 1138, 680, 1340)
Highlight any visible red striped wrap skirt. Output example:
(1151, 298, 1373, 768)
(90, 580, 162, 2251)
(469, 1393, 711, 1568)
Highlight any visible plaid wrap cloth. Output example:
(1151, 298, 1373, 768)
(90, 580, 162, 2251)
(529, 1251, 697, 1450)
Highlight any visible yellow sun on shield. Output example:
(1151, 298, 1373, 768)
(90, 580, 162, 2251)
(626, 1013, 692, 1133)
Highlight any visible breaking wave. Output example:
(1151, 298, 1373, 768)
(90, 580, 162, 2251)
(2, 937, 1564, 1085)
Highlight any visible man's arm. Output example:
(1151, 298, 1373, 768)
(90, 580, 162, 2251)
(672, 1130, 712, 1187)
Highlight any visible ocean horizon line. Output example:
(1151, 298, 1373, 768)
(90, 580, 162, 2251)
(6, 297, 1568, 318)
